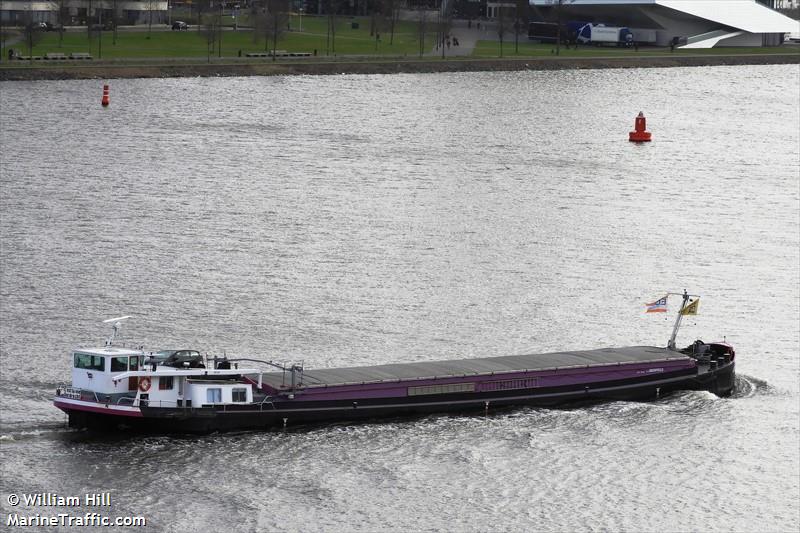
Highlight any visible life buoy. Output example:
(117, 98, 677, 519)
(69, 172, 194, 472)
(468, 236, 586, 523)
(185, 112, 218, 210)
(138, 377, 151, 392)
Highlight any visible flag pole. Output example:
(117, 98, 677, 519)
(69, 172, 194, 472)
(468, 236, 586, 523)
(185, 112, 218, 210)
(668, 289, 690, 350)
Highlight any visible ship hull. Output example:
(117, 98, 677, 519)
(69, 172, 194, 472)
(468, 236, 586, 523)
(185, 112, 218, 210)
(59, 360, 734, 433)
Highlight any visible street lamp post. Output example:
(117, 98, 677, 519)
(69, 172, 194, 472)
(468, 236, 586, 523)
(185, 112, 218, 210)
(299, 8, 303, 32)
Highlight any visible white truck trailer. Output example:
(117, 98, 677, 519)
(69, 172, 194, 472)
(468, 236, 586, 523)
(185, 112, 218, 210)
(575, 23, 634, 46)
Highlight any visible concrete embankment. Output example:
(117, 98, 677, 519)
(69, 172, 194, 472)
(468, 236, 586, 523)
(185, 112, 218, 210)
(0, 53, 798, 81)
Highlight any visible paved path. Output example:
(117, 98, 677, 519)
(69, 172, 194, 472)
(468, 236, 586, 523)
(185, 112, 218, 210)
(428, 20, 481, 57)
(428, 20, 524, 57)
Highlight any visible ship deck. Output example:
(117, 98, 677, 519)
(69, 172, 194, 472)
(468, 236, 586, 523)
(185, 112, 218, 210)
(260, 346, 692, 389)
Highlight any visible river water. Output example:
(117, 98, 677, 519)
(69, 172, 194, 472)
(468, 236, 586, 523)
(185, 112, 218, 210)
(1, 65, 798, 532)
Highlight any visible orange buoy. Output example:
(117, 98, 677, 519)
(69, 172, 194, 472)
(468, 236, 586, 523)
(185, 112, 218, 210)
(101, 84, 110, 107)
(628, 111, 651, 142)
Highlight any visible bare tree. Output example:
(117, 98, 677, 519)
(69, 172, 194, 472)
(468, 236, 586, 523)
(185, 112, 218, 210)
(437, 2, 452, 59)
(325, 0, 340, 56)
(256, 0, 288, 59)
(198, 13, 219, 62)
(250, 2, 260, 45)
(417, 8, 427, 58)
(57, 0, 67, 47)
(328, 12, 335, 55)
(555, 0, 572, 56)
(326, 2, 332, 55)
(497, 6, 514, 57)
(370, 0, 380, 36)
(21, 11, 45, 63)
(217, 1, 223, 57)
(385, 0, 399, 45)
(196, 0, 222, 56)
(97, 7, 103, 58)
(148, 0, 156, 39)
(0, 10, 11, 61)
(514, 0, 527, 55)
(269, 0, 288, 60)
(370, 0, 388, 51)
(87, 0, 93, 38)
(112, 0, 120, 46)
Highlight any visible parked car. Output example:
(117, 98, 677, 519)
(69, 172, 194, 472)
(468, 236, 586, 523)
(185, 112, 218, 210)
(171, 21, 188, 30)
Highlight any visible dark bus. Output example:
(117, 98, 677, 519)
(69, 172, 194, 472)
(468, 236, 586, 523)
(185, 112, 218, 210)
(528, 22, 561, 43)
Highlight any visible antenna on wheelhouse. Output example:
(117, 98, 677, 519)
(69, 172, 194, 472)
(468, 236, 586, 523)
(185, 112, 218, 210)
(103, 315, 132, 346)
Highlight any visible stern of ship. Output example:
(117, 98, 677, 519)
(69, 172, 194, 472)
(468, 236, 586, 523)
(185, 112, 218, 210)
(681, 340, 736, 396)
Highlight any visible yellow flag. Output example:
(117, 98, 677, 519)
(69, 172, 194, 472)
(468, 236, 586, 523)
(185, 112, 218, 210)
(681, 298, 700, 315)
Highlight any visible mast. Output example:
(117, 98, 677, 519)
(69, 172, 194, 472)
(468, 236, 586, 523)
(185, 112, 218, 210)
(667, 290, 696, 350)
(103, 315, 131, 346)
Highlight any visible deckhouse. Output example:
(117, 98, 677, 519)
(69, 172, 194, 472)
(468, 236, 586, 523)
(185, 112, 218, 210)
(61, 346, 260, 411)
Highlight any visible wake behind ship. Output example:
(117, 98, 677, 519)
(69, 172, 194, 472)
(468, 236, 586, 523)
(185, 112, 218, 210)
(54, 292, 735, 433)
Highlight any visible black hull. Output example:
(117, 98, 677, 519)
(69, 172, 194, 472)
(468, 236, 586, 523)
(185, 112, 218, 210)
(66, 361, 735, 434)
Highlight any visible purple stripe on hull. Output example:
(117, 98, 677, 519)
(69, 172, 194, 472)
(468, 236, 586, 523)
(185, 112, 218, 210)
(279, 359, 696, 401)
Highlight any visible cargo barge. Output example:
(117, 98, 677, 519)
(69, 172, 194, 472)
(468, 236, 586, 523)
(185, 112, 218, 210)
(54, 293, 735, 433)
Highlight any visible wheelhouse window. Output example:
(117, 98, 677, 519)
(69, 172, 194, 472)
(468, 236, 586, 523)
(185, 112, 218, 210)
(232, 388, 247, 403)
(206, 388, 222, 404)
(130, 356, 140, 371)
(158, 376, 174, 391)
(74, 353, 105, 371)
(111, 357, 128, 372)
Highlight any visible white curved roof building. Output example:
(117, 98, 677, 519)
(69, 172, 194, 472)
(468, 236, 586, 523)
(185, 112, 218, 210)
(530, 0, 800, 47)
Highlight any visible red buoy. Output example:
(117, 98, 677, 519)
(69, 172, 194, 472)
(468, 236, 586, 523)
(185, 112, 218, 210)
(101, 84, 110, 107)
(628, 111, 651, 142)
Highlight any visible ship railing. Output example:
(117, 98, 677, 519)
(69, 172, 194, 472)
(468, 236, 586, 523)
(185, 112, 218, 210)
(115, 398, 284, 412)
(135, 399, 183, 408)
(212, 398, 274, 411)
(125, 397, 276, 410)
(150, 398, 276, 411)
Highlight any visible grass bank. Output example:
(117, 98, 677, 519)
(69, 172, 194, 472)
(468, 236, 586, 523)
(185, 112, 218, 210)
(1, 15, 797, 81)
(6, 16, 798, 62)
(3, 17, 435, 60)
